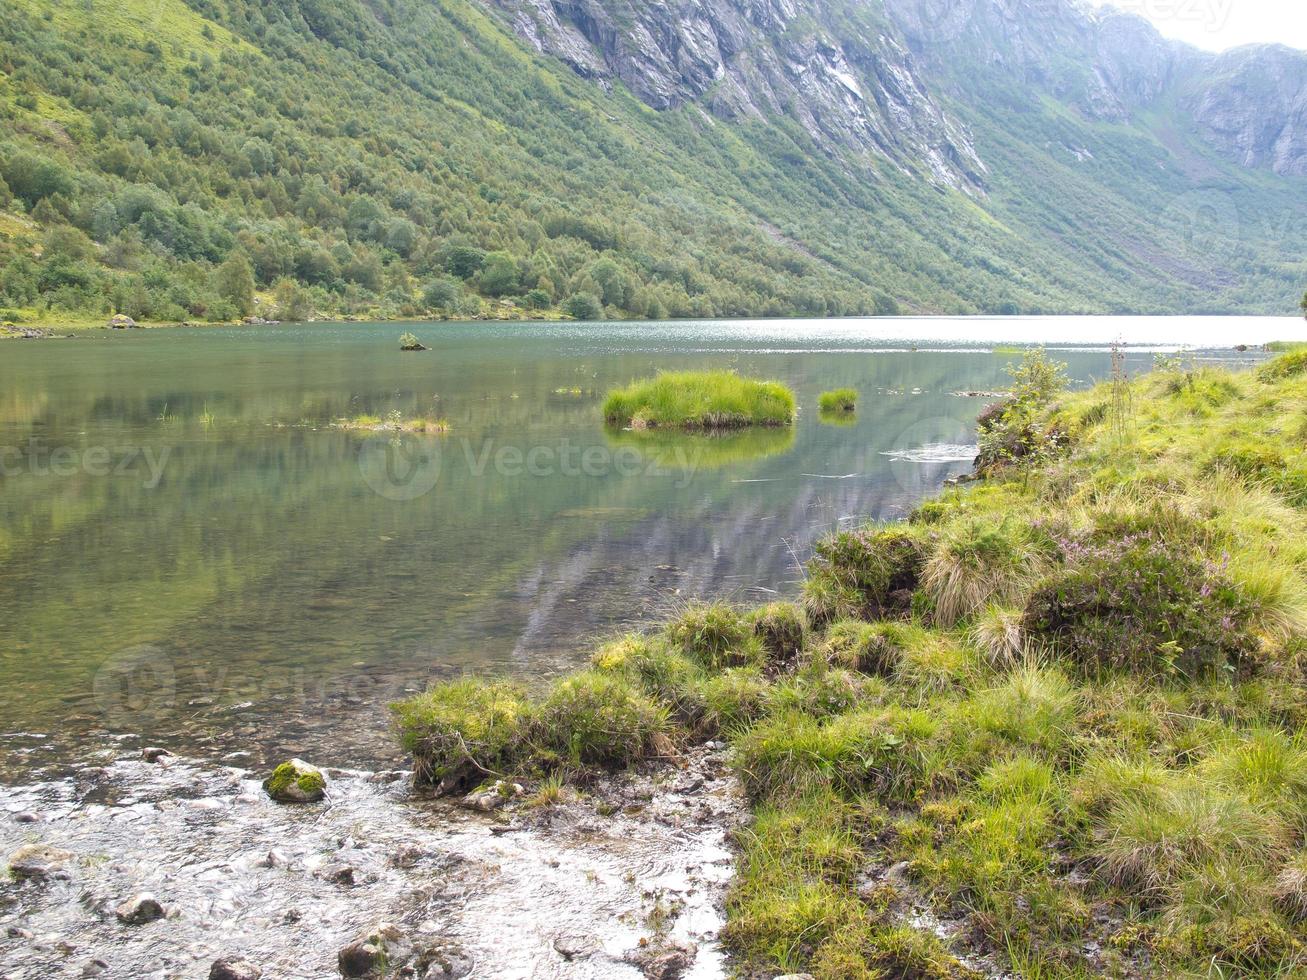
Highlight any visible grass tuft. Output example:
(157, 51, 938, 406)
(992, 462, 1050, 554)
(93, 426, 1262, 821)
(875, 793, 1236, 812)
(602, 371, 796, 429)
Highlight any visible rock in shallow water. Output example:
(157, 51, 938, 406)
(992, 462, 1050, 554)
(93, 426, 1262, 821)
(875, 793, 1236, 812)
(461, 780, 524, 812)
(209, 957, 263, 980)
(8, 843, 74, 880)
(338, 922, 409, 977)
(115, 893, 165, 925)
(262, 759, 327, 803)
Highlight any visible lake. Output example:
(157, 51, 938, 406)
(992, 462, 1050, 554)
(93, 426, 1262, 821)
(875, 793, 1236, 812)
(0, 316, 1300, 776)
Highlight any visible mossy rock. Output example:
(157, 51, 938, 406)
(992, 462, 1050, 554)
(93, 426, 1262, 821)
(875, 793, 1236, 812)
(263, 759, 327, 803)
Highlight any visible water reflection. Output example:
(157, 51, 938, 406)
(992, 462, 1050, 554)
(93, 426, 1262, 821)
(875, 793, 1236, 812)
(0, 321, 1279, 773)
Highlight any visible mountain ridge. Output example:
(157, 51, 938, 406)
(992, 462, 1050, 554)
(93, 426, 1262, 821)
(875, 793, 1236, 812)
(0, 0, 1302, 324)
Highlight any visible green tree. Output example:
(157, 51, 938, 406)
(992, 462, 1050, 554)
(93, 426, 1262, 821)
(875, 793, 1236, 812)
(273, 278, 312, 322)
(423, 277, 459, 310)
(563, 293, 602, 320)
(213, 252, 256, 316)
(478, 252, 520, 297)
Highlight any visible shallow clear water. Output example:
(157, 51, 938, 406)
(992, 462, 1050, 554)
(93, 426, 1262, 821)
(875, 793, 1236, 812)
(0, 316, 1297, 775)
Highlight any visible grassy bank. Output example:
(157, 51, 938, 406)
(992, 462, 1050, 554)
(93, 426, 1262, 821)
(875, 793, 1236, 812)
(395, 350, 1307, 978)
(602, 371, 797, 429)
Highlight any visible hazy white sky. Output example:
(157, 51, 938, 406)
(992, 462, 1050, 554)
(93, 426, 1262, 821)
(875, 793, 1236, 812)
(1093, 0, 1307, 52)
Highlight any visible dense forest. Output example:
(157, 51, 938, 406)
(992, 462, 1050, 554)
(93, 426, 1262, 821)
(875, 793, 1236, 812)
(0, 0, 1304, 324)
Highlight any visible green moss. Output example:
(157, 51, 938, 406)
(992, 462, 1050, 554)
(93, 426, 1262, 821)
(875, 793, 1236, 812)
(602, 371, 796, 429)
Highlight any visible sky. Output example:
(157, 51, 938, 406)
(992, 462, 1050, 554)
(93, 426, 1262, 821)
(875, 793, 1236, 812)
(1092, 0, 1307, 51)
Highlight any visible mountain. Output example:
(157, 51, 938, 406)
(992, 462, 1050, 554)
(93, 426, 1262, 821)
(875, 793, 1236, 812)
(0, 0, 1303, 324)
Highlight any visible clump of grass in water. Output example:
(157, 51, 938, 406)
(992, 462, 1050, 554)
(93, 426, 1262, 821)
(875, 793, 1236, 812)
(335, 410, 449, 434)
(817, 387, 857, 413)
(391, 350, 1307, 979)
(602, 370, 795, 429)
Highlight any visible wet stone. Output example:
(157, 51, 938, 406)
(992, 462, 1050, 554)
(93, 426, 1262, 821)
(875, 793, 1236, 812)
(81, 960, 109, 978)
(115, 893, 165, 925)
(8, 843, 74, 880)
(209, 957, 263, 980)
(553, 933, 599, 961)
(141, 747, 172, 763)
(461, 780, 524, 812)
(338, 922, 409, 977)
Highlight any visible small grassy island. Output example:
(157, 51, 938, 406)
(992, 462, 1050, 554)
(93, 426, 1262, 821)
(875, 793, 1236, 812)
(602, 370, 796, 429)
(395, 350, 1307, 978)
(818, 387, 858, 413)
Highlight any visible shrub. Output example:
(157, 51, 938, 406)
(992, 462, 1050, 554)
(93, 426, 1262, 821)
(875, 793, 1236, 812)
(1022, 530, 1259, 678)
(392, 679, 531, 789)
(817, 388, 857, 413)
(920, 519, 1050, 627)
(665, 601, 765, 670)
(746, 601, 807, 670)
(1258, 349, 1307, 381)
(804, 526, 925, 624)
(975, 349, 1070, 471)
(532, 671, 667, 769)
(602, 371, 796, 429)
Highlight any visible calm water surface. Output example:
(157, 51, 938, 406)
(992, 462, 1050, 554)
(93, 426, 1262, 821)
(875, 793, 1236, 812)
(0, 316, 1299, 775)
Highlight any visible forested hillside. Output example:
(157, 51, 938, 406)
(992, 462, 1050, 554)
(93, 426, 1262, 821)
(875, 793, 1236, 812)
(0, 0, 1304, 325)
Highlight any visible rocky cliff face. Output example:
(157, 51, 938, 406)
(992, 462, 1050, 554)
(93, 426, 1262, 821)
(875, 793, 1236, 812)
(491, 0, 987, 189)
(489, 0, 1307, 181)
(1186, 45, 1307, 177)
(884, 0, 1307, 176)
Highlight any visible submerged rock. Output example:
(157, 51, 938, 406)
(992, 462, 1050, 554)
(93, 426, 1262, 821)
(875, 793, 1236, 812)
(209, 957, 263, 980)
(115, 893, 165, 925)
(461, 780, 524, 812)
(262, 759, 327, 803)
(625, 938, 696, 979)
(8, 843, 74, 880)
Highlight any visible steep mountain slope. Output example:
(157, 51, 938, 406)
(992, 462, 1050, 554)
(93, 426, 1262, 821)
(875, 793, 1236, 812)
(0, 0, 1302, 324)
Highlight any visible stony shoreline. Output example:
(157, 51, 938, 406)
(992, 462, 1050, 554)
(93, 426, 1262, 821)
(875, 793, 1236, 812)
(0, 742, 742, 979)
